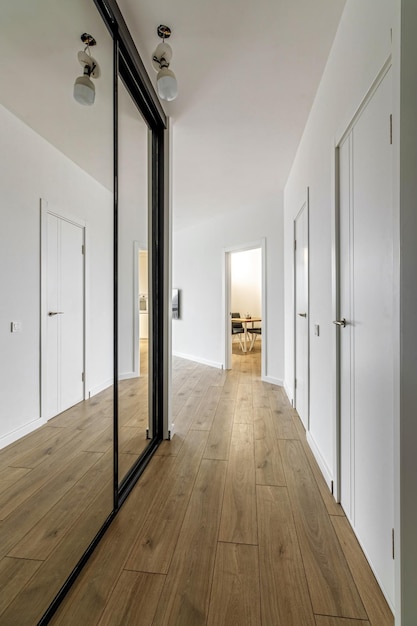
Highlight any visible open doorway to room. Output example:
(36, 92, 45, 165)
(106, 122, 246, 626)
(224, 240, 266, 378)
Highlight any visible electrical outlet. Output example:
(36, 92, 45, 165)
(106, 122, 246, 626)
(314, 324, 320, 336)
(11, 321, 22, 333)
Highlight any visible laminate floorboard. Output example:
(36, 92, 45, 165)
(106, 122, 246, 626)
(125, 429, 208, 574)
(257, 484, 315, 626)
(207, 542, 261, 626)
(331, 516, 394, 626)
(219, 422, 257, 545)
(280, 438, 367, 619)
(97, 571, 165, 626)
(151, 459, 227, 626)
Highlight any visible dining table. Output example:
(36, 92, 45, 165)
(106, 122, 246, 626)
(231, 317, 261, 353)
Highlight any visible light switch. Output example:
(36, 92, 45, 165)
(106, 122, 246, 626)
(314, 324, 320, 336)
(11, 321, 22, 333)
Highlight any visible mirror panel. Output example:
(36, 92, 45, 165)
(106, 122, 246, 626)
(117, 76, 151, 482)
(0, 0, 114, 621)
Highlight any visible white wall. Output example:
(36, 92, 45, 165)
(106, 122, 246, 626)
(231, 249, 262, 319)
(283, 0, 395, 483)
(0, 104, 113, 447)
(172, 201, 283, 384)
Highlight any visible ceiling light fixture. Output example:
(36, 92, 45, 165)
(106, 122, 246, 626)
(152, 25, 178, 102)
(73, 33, 100, 106)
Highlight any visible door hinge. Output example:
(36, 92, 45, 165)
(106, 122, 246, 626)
(392, 528, 395, 559)
(82, 244, 85, 255)
(390, 114, 393, 145)
(294, 239, 297, 251)
(331, 480, 334, 495)
(82, 372, 85, 382)
(294, 378, 297, 389)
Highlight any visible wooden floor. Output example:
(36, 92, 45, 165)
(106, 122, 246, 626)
(42, 341, 393, 626)
(0, 342, 150, 625)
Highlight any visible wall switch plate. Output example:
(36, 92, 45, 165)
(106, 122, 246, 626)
(314, 324, 320, 336)
(11, 321, 22, 333)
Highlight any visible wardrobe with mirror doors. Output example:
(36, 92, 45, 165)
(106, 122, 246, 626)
(0, 0, 167, 623)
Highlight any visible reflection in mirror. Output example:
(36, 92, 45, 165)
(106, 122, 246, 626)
(118, 76, 151, 482)
(0, 1, 114, 621)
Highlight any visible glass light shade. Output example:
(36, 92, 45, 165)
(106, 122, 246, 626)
(73, 75, 95, 106)
(156, 67, 178, 102)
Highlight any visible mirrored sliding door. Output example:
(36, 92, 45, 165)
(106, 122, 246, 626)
(117, 76, 151, 482)
(0, 1, 115, 623)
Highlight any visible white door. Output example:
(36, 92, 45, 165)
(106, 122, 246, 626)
(46, 213, 84, 419)
(294, 201, 309, 429)
(338, 68, 394, 607)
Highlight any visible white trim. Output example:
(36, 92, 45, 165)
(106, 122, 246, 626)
(335, 56, 392, 147)
(283, 381, 293, 406)
(172, 351, 223, 370)
(306, 431, 334, 492)
(223, 238, 267, 378)
(88, 378, 113, 398)
(118, 371, 138, 381)
(293, 190, 310, 431)
(40, 199, 87, 421)
(263, 375, 283, 387)
(0, 417, 47, 450)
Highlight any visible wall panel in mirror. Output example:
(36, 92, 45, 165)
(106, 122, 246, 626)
(117, 76, 151, 483)
(0, 0, 114, 622)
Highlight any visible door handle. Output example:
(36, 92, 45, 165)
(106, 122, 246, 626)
(333, 318, 346, 327)
(298, 313, 307, 318)
(48, 311, 64, 316)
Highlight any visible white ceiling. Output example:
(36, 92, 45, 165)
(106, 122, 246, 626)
(118, 0, 346, 230)
(0, 0, 346, 231)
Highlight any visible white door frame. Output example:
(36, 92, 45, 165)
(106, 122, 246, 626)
(293, 189, 310, 430)
(133, 241, 148, 377)
(40, 198, 87, 420)
(223, 238, 266, 378)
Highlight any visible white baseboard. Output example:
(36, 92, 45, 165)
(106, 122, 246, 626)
(262, 375, 283, 386)
(88, 378, 113, 398)
(118, 371, 139, 381)
(283, 381, 293, 406)
(306, 430, 333, 491)
(172, 352, 224, 369)
(0, 417, 46, 451)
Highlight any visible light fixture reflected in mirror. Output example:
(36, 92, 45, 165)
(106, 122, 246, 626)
(74, 33, 100, 106)
(152, 25, 178, 102)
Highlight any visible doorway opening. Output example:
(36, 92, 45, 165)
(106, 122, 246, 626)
(133, 244, 149, 379)
(224, 240, 266, 378)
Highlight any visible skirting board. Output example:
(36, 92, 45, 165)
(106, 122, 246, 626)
(306, 430, 334, 492)
(262, 375, 283, 386)
(118, 371, 139, 381)
(172, 352, 223, 370)
(0, 417, 46, 451)
(88, 378, 113, 398)
(283, 381, 294, 406)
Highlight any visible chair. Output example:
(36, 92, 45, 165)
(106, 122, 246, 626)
(247, 326, 261, 351)
(231, 312, 245, 350)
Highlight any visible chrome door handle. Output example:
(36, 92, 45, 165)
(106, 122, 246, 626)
(48, 311, 64, 316)
(333, 318, 346, 327)
(298, 313, 307, 318)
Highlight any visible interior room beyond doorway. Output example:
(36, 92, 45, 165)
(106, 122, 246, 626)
(231, 248, 262, 361)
